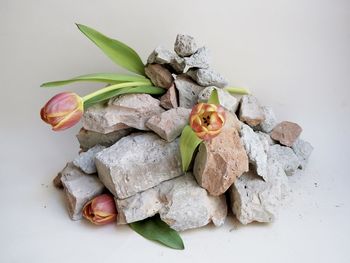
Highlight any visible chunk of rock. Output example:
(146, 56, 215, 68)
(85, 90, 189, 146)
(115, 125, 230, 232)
(229, 157, 289, 224)
(115, 173, 227, 231)
(174, 34, 198, 57)
(239, 95, 265, 127)
(59, 163, 105, 220)
(187, 68, 228, 88)
(147, 46, 186, 73)
(240, 124, 269, 181)
(270, 121, 302, 147)
(95, 133, 182, 199)
(198, 86, 239, 113)
(73, 145, 105, 174)
(82, 94, 164, 133)
(292, 139, 313, 169)
(256, 106, 277, 133)
(268, 144, 300, 176)
(160, 84, 178, 109)
(76, 127, 133, 151)
(193, 112, 249, 196)
(144, 64, 174, 89)
(183, 46, 210, 72)
(256, 131, 276, 146)
(175, 74, 205, 108)
(146, 108, 191, 142)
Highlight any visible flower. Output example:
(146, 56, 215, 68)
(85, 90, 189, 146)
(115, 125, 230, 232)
(189, 103, 226, 140)
(82, 194, 117, 225)
(40, 92, 84, 131)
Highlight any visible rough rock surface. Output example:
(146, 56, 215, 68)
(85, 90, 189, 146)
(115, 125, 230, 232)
(146, 108, 191, 142)
(144, 64, 174, 89)
(198, 86, 239, 113)
(159, 84, 178, 109)
(174, 74, 205, 108)
(229, 157, 289, 224)
(292, 138, 313, 169)
(95, 133, 182, 199)
(193, 113, 249, 196)
(240, 124, 269, 181)
(59, 163, 105, 220)
(76, 128, 133, 151)
(268, 144, 300, 176)
(270, 121, 302, 147)
(174, 34, 198, 57)
(239, 95, 265, 127)
(73, 145, 105, 174)
(82, 94, 164, 133)
(115, 173, 227, 231)
(257, 106, 277, 133)
(187, 68, 228, 88)
(183, 46, 210, 71)
(256, 131, 276, 146)
(147, 46, 186, 73)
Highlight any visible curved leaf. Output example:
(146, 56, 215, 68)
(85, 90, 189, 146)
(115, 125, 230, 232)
(223, 87, 250, 95)
(129, 216, 184, 250)
(180, 125, 203, 172)
(41, 73, 150, 87)
(76, 24, 145, 75)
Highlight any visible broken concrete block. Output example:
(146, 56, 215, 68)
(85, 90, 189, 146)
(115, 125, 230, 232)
(186, 68, 228, 88)
(270, 121, 302, 147)
(268, 144, 301, 176)
(147, 46, 186, 74)
(174, 74, 205, 109)
(159, 84, 178, 109)
(145, 64, 174, 89)
(239, 95, 265, 127)
(292, 138, 313, 169)
(183, 46, 210, 71)
(73, 145, 105, 174)
(174, 34, 198, 57)
(257, 106, 277, 133)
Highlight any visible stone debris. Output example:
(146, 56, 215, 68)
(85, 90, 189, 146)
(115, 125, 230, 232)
(239, 95, 265, 127)
(183, 46, 210, 72)
(144, 63, 174, 89)
(115, 173, 227, 231)
(147, 46, 186, 74)
(193, 113, 249, 196)
(257, 106, 277, 133)
(292, 138, 314, 169)
(146, 108, 191, 142)
(159, 84, 178, 109)
(268, 144, 300, 176)
(174, 74, 205, 108)
(198, 86, 239, 114)
(256, 131, 276, 146)
(240, 124, 269, 181)
(270, 121, 302, 147)
(76, 128, 133, 151)
(59, 163, 105, 220)
(186, 68, 228, 88)
(174, 34, 198, 57)
(95, 133, 182, 199)
(82, 94, 164, 133)
(73, 145, 105, 174)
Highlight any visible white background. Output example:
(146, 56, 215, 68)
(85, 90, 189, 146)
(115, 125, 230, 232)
(1, 0, 349, 262)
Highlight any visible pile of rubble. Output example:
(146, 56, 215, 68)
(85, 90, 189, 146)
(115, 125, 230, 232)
(54, 34, 313, 231)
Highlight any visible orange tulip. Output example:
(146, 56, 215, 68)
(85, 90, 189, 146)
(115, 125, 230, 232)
(189, 103, 226, 140)
(82, 194, 117, 225)
(40, 92, 83, 131)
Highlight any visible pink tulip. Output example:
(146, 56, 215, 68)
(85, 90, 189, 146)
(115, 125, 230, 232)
(82, 194, 117, 225)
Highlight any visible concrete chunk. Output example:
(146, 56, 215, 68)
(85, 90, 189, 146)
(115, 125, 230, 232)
(292, 138, 313, 169)
(268, 144, 301, 176)
(174, 34, 198, 57)
(160, 84, 178, 109)
(73, 145, 105, 174)
(183, 46, 210, 71)
(175, 74, 205, 109)
(187, 68, 228, 88)
(239, 95, 265, 127)
(257, 106, 277, 133)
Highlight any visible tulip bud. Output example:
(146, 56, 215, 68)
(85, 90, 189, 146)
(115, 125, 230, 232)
(40, 92, 84, 131)
(189, 103, 226, 140)
(82, 194, 117, 225)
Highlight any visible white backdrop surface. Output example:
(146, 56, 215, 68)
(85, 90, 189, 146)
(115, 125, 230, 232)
(1, 0, 349, 262)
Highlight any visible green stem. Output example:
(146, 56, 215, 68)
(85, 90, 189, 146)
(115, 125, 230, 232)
(82, 81, 151, 101)
(223, 87, 250, 95)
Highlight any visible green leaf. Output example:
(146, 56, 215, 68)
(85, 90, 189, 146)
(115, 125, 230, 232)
(76, 24, 145, 75)
(207, 88, 220, 104)
(41, 73, 150, 87)
(180, 125, 203, 172)
(129, 215, 184, 250)
(83, 86, 165, 108)
(223, 87, 250, 95)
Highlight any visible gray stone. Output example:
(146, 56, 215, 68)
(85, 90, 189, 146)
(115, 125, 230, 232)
(256, 131, 276, 147)
(116, 173, 227, 231)
(239, 95, 265, 127)
(240, 124, 269, 181)
(95, 133, 182, 199)
(73, 145, 105, 174)
(175, 74, 205, 108)
(183, 46, 210, 72)
(257, 106, 277, 133)
(160, 84, 178, 109)
(146, 108, 191, 142)
(59, 163, 105, 220)
(198, 86, 239, 113)
(147, 46, 186, 74)
(76, 128, 133, 151)
(144, 64, 174, 89)
(174, 34, 198, 57)
(82, 94, 164, 134)
(268, 144, 301, 176)
(292, 138, 313, 169)
(186, 68, 228, 88)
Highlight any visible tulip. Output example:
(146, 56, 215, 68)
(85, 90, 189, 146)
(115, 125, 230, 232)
(189, 103, 226, 140)
(82, 194, 117, 225)
(40, 92, 84, 131)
